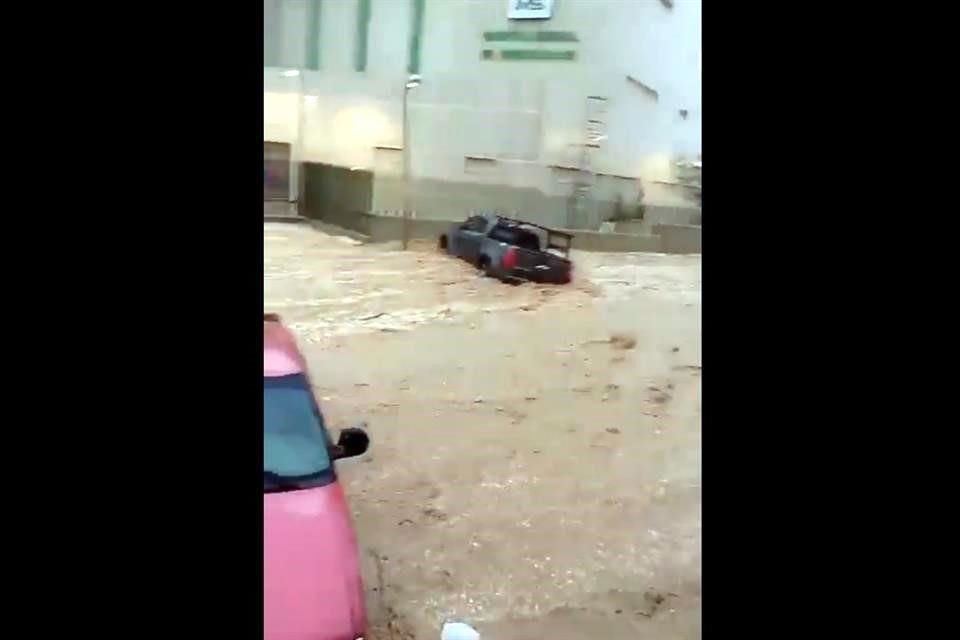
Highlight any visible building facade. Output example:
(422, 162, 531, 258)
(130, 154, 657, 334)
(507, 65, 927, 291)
(264, 0, 701, 228)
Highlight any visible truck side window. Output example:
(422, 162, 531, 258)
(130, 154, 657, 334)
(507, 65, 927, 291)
(463, 216, 487, 232)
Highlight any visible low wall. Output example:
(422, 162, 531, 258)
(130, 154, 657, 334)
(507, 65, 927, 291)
(306, 219, 371, 242)
(572, 231, 662, 253)
(614, 205, 701, 235)
(319, 208, 372, 236)
(303, 208, 700, 255)
(263, 202, 306, 224)
(372, 175, 629, 231)
(365, 215, 452, 244)
(654, 224, 702, 254)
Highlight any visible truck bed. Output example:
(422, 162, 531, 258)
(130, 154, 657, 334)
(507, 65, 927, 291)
(503, 244, 572, 284)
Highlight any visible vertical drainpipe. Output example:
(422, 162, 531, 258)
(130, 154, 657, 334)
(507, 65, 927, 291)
(408, 0, 425, 74)
(355, 0, 371, 72)
(305, 0, 322, 71)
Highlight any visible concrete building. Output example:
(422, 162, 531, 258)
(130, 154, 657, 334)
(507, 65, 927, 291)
(264, 0, 701, 229)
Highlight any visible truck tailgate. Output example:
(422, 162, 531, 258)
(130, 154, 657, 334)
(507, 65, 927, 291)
(513, 248, 571, 283)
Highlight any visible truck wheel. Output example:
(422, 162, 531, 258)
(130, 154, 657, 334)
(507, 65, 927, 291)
(478, 255, 492, 277)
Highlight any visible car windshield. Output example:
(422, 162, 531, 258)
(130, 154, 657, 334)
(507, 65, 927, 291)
(263, 372, 335, 492)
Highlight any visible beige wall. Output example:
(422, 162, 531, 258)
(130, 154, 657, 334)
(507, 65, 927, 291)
(264, 0, 701, 215)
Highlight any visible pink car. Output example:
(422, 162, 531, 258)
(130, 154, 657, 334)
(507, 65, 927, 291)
(264, 314, 370, 640)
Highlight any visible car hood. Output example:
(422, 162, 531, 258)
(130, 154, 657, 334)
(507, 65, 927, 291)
(264, 482, 366, 640)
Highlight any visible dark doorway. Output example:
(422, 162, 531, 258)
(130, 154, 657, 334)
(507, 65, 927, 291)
(264, 141, 291, 202)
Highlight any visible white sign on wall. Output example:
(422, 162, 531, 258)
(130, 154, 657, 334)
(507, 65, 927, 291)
(507, 0, 555, 20)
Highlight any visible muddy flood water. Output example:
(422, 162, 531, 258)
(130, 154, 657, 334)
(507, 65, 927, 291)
(264, 223, 702, 640)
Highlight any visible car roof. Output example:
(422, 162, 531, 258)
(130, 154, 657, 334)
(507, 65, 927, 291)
(264, 319, 306, 377)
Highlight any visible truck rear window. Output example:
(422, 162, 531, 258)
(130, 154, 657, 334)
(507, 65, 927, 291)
(488, 225, 541, 251)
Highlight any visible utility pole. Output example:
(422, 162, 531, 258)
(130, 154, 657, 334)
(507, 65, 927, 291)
(282, 68, 306, 216)
(401, 74, 421, 250)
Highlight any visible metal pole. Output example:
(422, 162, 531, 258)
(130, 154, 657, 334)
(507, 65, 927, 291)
(294, 73, 306, 216)
(401, 83, 411, 250)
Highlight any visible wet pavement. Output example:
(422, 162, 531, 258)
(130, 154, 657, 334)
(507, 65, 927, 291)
(264, 223, 701, 639)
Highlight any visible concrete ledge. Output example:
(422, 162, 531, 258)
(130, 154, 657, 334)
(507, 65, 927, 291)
(304, 208, 371, 235)
(571, 230, 661, 253)
(264, 201, 308, 224)
(303, 210, 701, 254)
(264, 214, 309, 224)
(366, 216, 451, 244)
(307, 219, 371, 243)
(303, 210, 449, 244)
(654, 224, 701, 254)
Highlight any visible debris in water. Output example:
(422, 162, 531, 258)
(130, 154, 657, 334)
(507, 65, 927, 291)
(441, 621, 480, 640)
(610, 334, 637, 350)
(422, 507, 448, 522)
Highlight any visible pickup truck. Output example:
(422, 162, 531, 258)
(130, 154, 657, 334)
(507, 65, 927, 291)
(438, 214, 573, 284)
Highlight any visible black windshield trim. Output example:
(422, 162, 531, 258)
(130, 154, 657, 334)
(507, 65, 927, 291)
(264, 373, 338, 494)
(263, 468, 337, 493)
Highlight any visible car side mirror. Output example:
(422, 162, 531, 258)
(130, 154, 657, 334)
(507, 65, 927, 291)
(333, 427, 369, 460)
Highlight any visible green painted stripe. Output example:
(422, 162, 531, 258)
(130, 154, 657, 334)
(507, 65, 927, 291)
(354, 0, 371, 72)
(499, 49, 577, 61)
(408, 0, 425, 74)
(483, 31, 578, 43)
(305, 0, 322, 70)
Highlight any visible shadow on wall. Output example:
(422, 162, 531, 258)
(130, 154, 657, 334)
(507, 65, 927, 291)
(301, 162, 374, 228)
